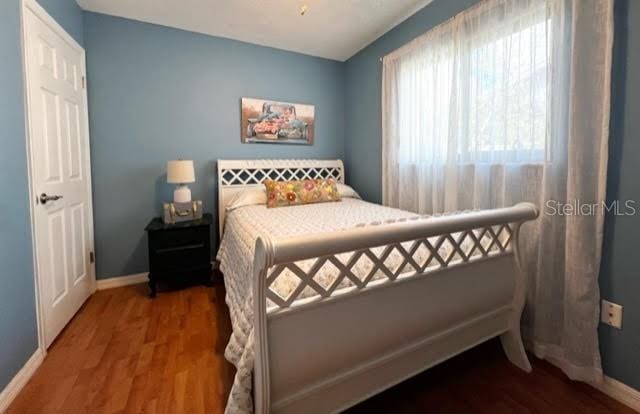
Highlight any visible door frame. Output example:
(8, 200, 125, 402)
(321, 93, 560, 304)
(20, 0, 97, 354)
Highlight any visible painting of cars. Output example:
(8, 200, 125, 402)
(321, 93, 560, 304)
(241, 98, 314, 145)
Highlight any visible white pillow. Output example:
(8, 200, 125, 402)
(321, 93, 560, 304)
(226, 188, 267, 211)
(337, 183, 361, 199)
(225, 183, 362, 211)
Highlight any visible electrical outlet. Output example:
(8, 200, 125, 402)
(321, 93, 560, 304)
(601, 300, 623, 329)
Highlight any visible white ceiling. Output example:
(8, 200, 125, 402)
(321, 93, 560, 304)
(76, 0, 432, 61)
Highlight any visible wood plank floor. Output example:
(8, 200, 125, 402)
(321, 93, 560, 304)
(8, 283, 636, 414)
(7, 283, 234, 414)
(346, 340, 637, 414)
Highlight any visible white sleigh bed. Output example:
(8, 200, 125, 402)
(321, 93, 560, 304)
(216, 159, 538, 414)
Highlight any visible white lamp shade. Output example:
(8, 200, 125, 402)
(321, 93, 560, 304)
(167, 160, 195, 184)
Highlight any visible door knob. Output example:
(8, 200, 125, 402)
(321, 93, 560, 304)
(40, 193, 63, 205)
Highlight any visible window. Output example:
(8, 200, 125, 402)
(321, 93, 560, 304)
(465, 19, 549, 162)
(387, 1, 550, 166)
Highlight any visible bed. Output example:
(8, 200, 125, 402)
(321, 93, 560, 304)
(216, 159, 538, 414)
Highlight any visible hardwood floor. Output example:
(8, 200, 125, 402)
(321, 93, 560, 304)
(7, 283, 234, 414)
(347, 340, 637, 414)
(8, 283, 636, 414)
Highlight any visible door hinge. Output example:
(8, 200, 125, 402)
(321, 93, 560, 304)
(81, 75, 86, 89)
(89, 251, 95, 263)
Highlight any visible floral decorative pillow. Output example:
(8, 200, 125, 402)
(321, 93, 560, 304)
(264, 179, 341, 208)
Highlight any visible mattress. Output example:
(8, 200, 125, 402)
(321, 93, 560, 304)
(217, 198, 426, 413)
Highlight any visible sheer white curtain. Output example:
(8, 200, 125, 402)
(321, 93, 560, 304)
(382, 0, 613, 381)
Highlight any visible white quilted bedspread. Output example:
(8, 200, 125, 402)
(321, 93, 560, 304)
(217, 198, 422, 413)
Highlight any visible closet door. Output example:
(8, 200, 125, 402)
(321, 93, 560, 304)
(23, 1, 96, 347)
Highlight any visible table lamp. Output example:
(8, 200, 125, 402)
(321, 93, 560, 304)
(167, 160, 195, 203)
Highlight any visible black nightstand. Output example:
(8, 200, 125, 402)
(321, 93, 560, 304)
(144, 213, 213, 297)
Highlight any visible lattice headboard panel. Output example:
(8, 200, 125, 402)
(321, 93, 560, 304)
(217, 159, 345, 235)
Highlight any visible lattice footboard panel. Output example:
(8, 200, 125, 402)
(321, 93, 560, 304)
(265, 223, 514, 311)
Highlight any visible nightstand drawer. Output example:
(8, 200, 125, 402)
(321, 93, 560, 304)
(150, 226, 209, 249)
(151, 245, 209, 272)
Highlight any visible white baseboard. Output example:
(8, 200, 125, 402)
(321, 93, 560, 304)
(0, 348, 44, 413)
(95, 262, 219, 291)
(95, 272, 148, 290)
(527, 341, 640, 411)
(593, 375, 640, 412)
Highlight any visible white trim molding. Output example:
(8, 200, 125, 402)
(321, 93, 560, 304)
(95, 273, 148, 291)
(592, 376, 640, 412)
(95, 261, 219, 291)
(527, 340, 640, 411)
(0, 348, 44, 412)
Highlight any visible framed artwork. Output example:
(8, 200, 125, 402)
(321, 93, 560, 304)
(241, 97, 315, 145)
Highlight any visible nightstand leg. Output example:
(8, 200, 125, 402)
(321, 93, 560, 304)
(148, 274, 157, 298)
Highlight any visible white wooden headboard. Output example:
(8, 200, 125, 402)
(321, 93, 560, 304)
(217, 159, 345, 236)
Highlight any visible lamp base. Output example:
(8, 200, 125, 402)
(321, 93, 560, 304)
(173, 184, 192, 203)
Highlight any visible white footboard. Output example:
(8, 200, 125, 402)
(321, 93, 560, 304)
(252, 203, 538, 414)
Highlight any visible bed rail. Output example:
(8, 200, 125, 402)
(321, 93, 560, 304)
(252, 202, 539, 413)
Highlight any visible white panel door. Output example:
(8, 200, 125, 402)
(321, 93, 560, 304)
(23, 3, 95, 348)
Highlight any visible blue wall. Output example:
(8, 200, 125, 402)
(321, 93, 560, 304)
(0, 0, 83, 393)
(0, 0, 38, 392)
(599, 0, 640, 391)
(82, 12, 346, 279)
(344, 0, 639, 391)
